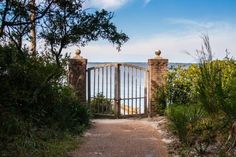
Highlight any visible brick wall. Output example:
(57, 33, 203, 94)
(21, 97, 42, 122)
(148, 51, 168, 117)
(68, 50, 87, 104)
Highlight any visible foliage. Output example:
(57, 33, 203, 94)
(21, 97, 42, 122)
(50, 87, 90, 132)
(166, 59, 236, 156)
(0, 117, 80, 157)
(155, 87, 167, 115)
(155, 64, 199, 115)
(41, 8, 128, 64)
(199, 60, 236, 119)
(196, 36, 236, 119)
(0, 45, 90, 156)
(162, 64, 200, 107)
(90, 93, 113, 114)
(198, 61, 224, 115)
(165, 35, 236, 156)
(0, 0, 128, 64)
(167, 104, 219, 155)
(223, 68, 236, 121)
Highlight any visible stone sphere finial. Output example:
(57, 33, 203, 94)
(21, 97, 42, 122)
(154, 49, 162, 59)
(76, 49, 81, 56)
(155, 50, 161, 56)
(73, 49, 84, 59)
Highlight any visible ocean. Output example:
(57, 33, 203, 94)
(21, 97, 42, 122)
(88, 62, 191, 69)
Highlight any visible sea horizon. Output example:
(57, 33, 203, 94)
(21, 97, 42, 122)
(88, 62, 193, 69)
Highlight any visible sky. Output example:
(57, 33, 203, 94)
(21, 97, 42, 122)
(72, 0, 236, 63)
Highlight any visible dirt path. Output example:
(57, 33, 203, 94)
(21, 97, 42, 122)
(71, 119, 168, 157)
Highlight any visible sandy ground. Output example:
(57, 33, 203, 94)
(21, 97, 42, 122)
(71, 119, 168, 157)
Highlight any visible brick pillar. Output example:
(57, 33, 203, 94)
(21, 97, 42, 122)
(68, 49, 87, 104)
(148, 50, 168, 117)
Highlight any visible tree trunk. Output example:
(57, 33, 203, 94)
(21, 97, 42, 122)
(30, 0, 36, 55)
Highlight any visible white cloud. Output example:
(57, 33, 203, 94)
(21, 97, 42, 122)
(84, 0, 130, 10)
(166, 18, 215, 30)
(144, 0, 151, 5)
(67, 20, 236, 63)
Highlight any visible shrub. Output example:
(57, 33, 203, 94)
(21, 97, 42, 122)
(166, 60, 236, 155)
(155, 65, 199, 115)
(0, 45, 90, 156)
(50, 86, 90, 133)
(197, 61, 225, 115)
(167, 104, 204, 143)
(0, 116, 80, 157)
(220, 60, 236, 121)
(167, 104, 218, 155)
(197, 59, 236, 123)
(164, 35, 236, 156)
(90, 93, 113, 114)
(155, 87, 167, 115)
(166, 65, 199, 106)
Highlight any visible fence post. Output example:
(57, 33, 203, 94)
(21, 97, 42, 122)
(68, 49, 87, 104)
(148, 50, 168, 117)
(114, 64, 121, 118)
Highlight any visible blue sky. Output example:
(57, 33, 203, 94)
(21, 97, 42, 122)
(73, 0, 236, 63)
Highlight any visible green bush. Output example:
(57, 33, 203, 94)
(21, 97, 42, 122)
(90, 93, 113, 114)
(0, 45, 90, 156)
(166, 65, 199, 106)
(0, 116, 80, 157)
(198, 61, 224, 115)
(155, 87, 167, 115)
(52, 99, 90, 133)
(221, 61, 236, 128)
(167, 104, 204, 143)
(224, 70, 236, 120)
(197, 59, 236, 122)
(166, 59, 236, 156)
(167, 104, 218, 155)
(155, 65, 199, 115)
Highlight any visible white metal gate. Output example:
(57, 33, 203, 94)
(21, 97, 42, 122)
(87, 63, 149, 118)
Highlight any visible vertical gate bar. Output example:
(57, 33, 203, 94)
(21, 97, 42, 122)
(131, 67, 134, 115)
(123, 66, 126, 115)
(123, 99, 125, 116)
(110, 66, 112, 113)
(106, 67, 108, 112)
(106, 67, 108, 98)
(148, 70, 150, 114)
(102, 67, 104, 94)
(98, 68, 100, 93)
(135, 68, 138, 114)
(118, 64, 121, 117)
(139, 69, 142, 114)
(144, 70, 148, 114)
(114, 64, 120, 118)
(110, 66, 112, 100)
(127, 67, 130, 115)
(101, 67, 104, 113)
(109, 66, 112, 99)
(97, 68, 100, 113)
(93, 69, 96, 113)
(93, 69, 96, 99)
(88, 69, 91, 110)
(147, 70, 151, 117)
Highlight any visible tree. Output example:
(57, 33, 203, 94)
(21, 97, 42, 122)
(29, 0, 36, 55)
(40, 1, 128, 65)
(0, 0, 54, 54)
(0, 0, 129, 62)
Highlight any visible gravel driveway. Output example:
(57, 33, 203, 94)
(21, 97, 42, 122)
(71, 119, 168, 157)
